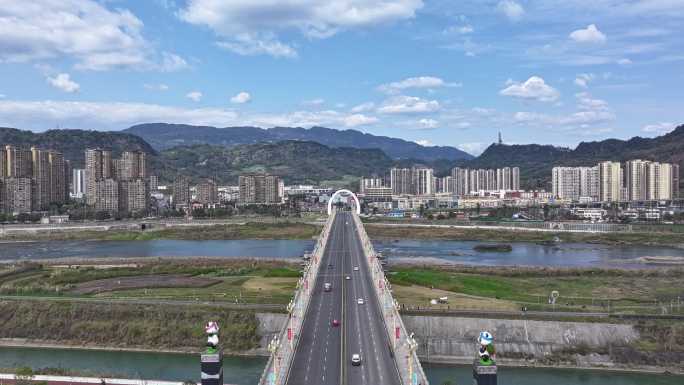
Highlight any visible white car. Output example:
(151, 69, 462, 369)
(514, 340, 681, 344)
(357, 298, 364, 305)
(345, 276, 351, 280)
(353, 266, 359, 271)
(351, 353, 362, 366)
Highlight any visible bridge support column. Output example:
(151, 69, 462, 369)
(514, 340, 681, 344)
(473, 360, 497, 385)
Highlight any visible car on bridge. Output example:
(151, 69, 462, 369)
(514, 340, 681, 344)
(324, 282, 332, 292)
(351, 353, 362, 366)
(332, 319, 340, 327)
(345, 275, 351, 280)
(357, 298, 364, 305)
(353, 266, 359, 271)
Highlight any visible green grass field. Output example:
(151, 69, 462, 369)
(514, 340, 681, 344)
(388, 266, 684, 314)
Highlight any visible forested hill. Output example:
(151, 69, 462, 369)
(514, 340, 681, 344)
(124, 123, 473, 161)
(0, 127, 156, 167)
(156, 140, 394, 185)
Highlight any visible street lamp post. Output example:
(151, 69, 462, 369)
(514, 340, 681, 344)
(407, 333, 418, 385)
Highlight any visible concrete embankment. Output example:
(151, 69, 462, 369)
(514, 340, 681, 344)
(254, 312, 681, 373)
(402, 315, 638, 365)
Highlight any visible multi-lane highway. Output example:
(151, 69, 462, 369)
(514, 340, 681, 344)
(285, 211, 400, 385)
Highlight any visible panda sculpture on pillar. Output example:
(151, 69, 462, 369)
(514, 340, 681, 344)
(201, 321, 223, 385)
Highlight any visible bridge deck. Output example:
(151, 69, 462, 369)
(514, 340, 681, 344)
(285, 211, 400, 385)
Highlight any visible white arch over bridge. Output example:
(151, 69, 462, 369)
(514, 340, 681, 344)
(327, 189, 361, 215)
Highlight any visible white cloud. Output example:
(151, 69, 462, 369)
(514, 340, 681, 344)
(496, 1, 525, 21)
(216, 35, 297, 58)
(0, 99, 382, 131)
(144, 84, 170, 91)
(0, 0, 186, 71)
(418, 118, 438, 129)
(642, 122, 676, 135)
(574, 73, 595, 88)
(444, 25, 473, 34)
(617, 58, 633, 66)
(351, 102, 375, 113)
(344, 114, 378, 127)
(457, 142, 485, 155)
(230, 91, 251, 104)
(159, 52, 190, 72)
(180, 0, 423, 57)
(303, 98, 325, 106)
(499, 76, 560, 102)
(46, 73, 80, 93)
(414, 139, 434, 147)
(186, 91, 202, 102)
(378, 76, 460, 94)
(576, 92, 609, 111)
(377, 95, 441, 114)
(569, 24, 607, 44)
(513, 92, 615, 129)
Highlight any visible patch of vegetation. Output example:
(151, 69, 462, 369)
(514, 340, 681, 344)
(0, 301, 259, 351)
(388, 265, 684, 314)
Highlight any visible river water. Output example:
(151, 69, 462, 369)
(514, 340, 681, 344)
(0, 347, 679, 385)
(2, 239, 683, 268)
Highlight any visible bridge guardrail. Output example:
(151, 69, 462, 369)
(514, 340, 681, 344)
(258, 211, 337, 385)
(352, 213, 429, 385)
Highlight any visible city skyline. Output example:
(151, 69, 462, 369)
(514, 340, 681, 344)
(0, 1, 682, 155)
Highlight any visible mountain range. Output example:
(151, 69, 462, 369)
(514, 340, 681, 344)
(123, 123, 473, 161)
(466, 124, 684, 189)
(1, 124, 682, 189)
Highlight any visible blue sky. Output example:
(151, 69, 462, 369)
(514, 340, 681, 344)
(0, 0, 683, 155)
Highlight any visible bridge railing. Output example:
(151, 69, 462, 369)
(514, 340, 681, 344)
(258, 210, 337, 385)
(351, 213, 429, 385)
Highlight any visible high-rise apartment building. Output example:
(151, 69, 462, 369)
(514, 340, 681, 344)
(435, 176, 452, 193)
(552, 167, 581, 200)
(173, 176, 191, 206)
(238, 174, 284, 204)
(5, 145, 32, 178)
(512, 167, 520, 190)
(390, 168, 413, 195)
(450, 166, 520, 196)
(31, 147, 51, 211)
(85, 149, 112, 206)
(119, 179, 148, 213)
(598, 161, 622, 202)
(149, 175, 158, 191)
(389, 167, 435, 196)
(119, 151, 147, 179)
(359, 177, 385, 193)
(197, 179, 218, 205)
(72, 169, 85, 198)
(4, 177, 33, 214)
(413, 167, 434, 195)
(673, 164, 680, 199)
(646, 162, 672, 200)
(95, 179, 119, 212)
(625, 160, 650, 201)
(552, 166, 599, 201)
(451, 167, 469, 196)
(578, 166, 599, 200)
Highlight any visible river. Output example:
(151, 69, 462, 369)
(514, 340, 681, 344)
(0, 347, 679, 385)
(2, 239, 683, 268)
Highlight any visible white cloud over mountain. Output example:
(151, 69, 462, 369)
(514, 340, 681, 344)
(499, 76, 560, 102)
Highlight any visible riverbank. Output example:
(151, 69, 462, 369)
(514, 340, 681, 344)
(0, 335, 681, 376)
(0, 222, 321, 242)
(4, 218, 684, 247)
(365, 222, 684, 247)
